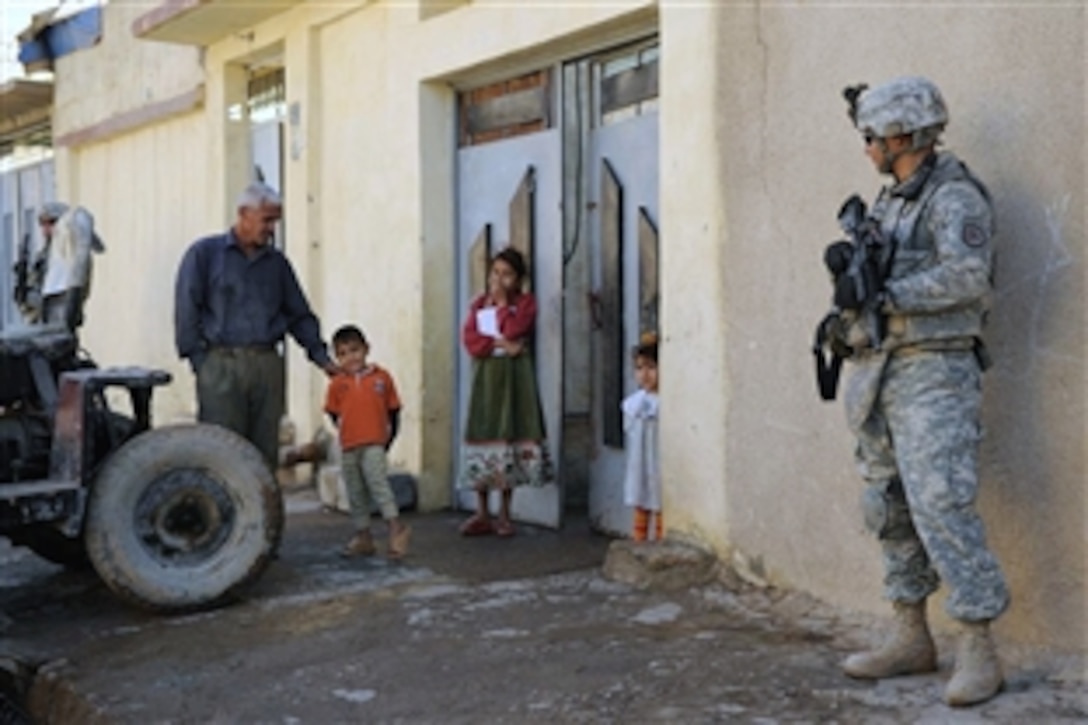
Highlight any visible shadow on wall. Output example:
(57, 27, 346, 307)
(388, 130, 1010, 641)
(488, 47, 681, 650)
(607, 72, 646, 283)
(981, 177, 1084, 652)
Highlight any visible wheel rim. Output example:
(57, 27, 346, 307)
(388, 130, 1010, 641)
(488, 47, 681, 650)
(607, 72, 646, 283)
(134, 468, 236, 565)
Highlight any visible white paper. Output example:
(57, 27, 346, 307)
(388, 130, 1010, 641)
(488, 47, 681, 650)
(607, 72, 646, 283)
(476, 307, 500, 338)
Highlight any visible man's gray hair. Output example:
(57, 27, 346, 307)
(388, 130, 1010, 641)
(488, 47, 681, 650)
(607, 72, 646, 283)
(39, 201, 70, 222)
(237, 182, 282, 210)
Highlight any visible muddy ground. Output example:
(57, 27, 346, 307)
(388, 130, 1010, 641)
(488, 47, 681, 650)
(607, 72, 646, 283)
(1, 491, 1085, 724)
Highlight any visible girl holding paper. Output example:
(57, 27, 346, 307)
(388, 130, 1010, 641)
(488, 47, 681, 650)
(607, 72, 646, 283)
(460, 247, 552, 537)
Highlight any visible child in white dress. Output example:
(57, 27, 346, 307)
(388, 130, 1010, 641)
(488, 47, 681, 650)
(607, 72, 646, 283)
(622, 333, 661, 541)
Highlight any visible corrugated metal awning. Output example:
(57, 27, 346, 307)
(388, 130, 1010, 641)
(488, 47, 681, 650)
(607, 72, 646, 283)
(0, 80, 53, 156)
(132, 0, 305, 45)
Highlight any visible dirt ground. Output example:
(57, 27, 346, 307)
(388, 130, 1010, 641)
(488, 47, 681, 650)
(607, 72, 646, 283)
(1, 491, 1085, 724)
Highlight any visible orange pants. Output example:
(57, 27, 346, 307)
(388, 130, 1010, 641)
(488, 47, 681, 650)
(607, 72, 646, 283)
(632, 507, 663, 542)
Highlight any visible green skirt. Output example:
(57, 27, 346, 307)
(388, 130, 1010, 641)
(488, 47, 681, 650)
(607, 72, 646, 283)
(462, 353, 553, 490)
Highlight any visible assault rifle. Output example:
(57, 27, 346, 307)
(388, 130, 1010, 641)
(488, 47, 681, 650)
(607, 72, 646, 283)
(835, 194, 893, 346)
(812, 194, 894, 400)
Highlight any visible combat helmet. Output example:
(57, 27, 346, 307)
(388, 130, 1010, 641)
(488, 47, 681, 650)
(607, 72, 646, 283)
(847, 76, 949, 147)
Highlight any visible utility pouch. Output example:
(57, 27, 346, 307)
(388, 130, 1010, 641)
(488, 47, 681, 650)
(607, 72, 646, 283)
(813, 312, 848, 401)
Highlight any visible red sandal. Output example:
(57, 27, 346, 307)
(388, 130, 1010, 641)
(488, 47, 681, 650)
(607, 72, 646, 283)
(459, 515, 494, 537)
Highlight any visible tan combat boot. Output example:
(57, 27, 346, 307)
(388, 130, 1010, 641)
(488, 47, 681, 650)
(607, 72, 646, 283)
(944, 620, 1003, 707)
(842, 601, 938, 679)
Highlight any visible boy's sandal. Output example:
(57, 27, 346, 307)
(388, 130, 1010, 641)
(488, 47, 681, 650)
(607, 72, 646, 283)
(340, 534, 377, 558)
(388, 525, 412, 560)
(459, 515, 494, 537)
(494, 520, 516, 538)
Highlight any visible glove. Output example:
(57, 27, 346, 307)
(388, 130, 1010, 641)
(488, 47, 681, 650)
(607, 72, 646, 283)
(833, 274, 863, 311)
(823, 241, 854, 277)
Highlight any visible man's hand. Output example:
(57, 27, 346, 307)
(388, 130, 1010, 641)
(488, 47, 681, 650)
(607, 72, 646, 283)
(322, 361, 341, 377)
(824, 241, 854, 278)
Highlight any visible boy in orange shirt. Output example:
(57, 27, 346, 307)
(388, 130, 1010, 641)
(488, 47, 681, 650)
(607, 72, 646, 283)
(325, 325, 411, 559)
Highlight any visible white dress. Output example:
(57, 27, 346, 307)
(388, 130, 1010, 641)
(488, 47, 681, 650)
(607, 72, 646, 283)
(621, 389, 660, 511)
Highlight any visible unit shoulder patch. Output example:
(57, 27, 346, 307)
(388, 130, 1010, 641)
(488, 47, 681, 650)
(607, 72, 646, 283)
(962, 222, 988, 248)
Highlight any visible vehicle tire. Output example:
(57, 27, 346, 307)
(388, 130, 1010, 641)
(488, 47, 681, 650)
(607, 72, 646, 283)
(84, 423, 284, 612)
(12, 525, 90, 570)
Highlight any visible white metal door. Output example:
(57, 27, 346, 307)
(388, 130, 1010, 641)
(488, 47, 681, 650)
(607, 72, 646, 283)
(0, 159, 55, 329)
(0, 172, 15, 329)
(455, 131, 564, 528)
(587, 112, 659, 536)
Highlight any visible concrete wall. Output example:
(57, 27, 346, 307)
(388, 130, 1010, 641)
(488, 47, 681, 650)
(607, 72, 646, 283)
(66, 112, 211, 422)
(317, 4, 429, 497)
(49, 4, 211, 421)
(659, 3, 1084, 653)
(47, 0, 1085, 656)
(52, 6, 203, 138)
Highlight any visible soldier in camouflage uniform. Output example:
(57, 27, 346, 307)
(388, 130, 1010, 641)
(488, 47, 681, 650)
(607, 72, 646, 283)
(829, 77, 1010, 707)
(14, 201, 103, 331)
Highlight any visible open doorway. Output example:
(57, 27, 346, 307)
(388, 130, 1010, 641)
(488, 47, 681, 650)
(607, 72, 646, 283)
(247, 64, 286, 238)
(237, 61, 288, 403)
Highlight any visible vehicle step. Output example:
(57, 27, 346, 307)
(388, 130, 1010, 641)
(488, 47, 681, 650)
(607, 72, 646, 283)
(0, 480, 80, 501)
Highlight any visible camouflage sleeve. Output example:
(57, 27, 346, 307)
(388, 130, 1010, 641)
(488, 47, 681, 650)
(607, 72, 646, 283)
(884, 181, 994, 314)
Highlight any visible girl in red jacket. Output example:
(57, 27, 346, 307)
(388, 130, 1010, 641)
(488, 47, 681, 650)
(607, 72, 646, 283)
(460, 247, 552, 537)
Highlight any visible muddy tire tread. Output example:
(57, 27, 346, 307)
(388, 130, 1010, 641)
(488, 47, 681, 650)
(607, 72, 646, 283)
(84, 423, 283, 613)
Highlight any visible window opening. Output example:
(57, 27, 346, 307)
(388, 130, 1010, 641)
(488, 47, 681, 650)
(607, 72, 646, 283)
(247, 66, 287, 124)
(594, 41, 659, 127)
(458, 69, 552, 147)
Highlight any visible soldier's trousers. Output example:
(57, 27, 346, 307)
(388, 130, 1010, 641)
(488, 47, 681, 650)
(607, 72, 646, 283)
(196, 346, 284, 473)
(854, 350, 1010, 622)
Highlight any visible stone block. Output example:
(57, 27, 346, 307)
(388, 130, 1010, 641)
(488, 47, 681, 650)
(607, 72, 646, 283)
(602, 538, 716, 591)
(26, 660, 110, 725)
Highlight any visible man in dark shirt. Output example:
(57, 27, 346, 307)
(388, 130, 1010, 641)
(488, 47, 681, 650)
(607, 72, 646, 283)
(175, 182, 338, 472)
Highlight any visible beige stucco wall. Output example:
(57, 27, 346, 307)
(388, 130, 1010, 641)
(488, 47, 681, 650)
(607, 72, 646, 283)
(70, 111, 212, 422)
(52, 5, 204, 138)
(48, 4, 214, 424)
(659, 3, 1084, 653)
(47, 0, 1085, 656)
